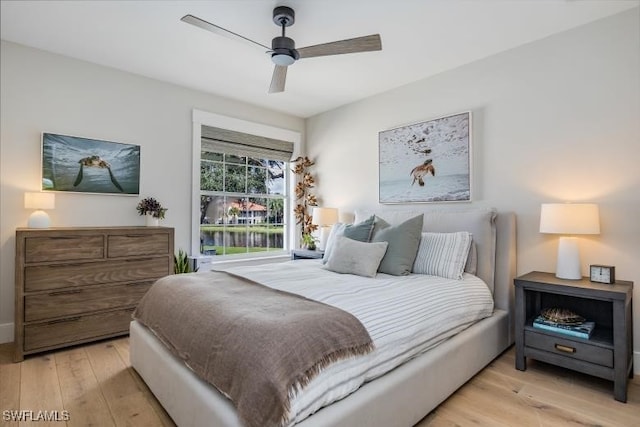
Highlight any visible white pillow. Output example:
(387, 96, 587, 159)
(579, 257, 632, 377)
(325, 235, 388, 278)
(412, 232, 472, 279)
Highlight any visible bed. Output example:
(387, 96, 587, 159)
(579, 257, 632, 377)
(130, 208, 516, 427)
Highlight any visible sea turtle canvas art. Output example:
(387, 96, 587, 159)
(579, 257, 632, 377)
(379, 112, 471, 203)
(42, 133, 140, 195)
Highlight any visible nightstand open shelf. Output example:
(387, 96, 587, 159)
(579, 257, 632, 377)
(514, 271, 633, 403)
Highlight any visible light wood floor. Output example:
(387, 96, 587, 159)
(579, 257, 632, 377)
(1, 339, 638, 427)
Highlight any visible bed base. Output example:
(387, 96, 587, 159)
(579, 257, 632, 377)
(131, 211, 516, 426)
(131, 310, 508, 427)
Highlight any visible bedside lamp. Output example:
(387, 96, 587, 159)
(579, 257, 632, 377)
(25, 192, 55, 228)
(312, 207, 338, 251)
(539, 203, 600, 280)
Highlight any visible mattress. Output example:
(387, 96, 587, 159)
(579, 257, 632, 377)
(224, 260, 494, 425)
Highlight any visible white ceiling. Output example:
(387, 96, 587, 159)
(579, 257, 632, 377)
(1, 1, 637, 118)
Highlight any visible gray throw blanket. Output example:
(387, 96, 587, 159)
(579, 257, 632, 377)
(133, 271, 374, 427)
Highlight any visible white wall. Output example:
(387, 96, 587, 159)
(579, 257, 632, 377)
(306, 9, 640, 368)
(0, 41, 305, 342)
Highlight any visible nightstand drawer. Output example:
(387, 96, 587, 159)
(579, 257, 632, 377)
(25, 281, 153, 322)
(525, 330, 613, 367)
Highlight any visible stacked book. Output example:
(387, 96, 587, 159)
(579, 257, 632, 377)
(532, 308, 595, 339)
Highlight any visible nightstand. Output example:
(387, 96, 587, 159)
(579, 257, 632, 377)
(291, 249, 324, 260)
(514, 271, 633, 402)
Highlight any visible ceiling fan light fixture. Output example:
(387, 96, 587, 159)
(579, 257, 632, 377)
(271, 53, 295, 66)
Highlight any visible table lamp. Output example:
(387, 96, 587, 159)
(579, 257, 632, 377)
(539, 203, 599, 280)
(312, 207, 338, 251)
(25, 192, 55, 228)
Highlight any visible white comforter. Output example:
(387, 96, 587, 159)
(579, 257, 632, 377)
(226, 260, 494, 426)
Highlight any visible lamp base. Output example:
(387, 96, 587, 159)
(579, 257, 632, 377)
(555, 236, 581, 280)
(28, 210, 51, 228)
(318, 226, 331, 251)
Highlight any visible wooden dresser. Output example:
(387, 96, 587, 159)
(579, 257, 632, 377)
(14, 226, 174, 361)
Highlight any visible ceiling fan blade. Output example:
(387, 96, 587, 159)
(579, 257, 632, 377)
(297, 34, 382, 59)
(269, 65, 288, 93)
(181, 14, 270, 50)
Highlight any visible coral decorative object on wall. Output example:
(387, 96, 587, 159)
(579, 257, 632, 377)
(379, 111, 471, 203)
(42, 133, 140, 195)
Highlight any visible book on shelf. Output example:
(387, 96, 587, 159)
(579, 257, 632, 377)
(532, 316, 595, 339)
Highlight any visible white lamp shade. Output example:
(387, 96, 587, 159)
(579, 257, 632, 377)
(24, 192, 55, 210)
(312, 207, 339, 226)
(540, 203, 599, 280)
(539, 203, 599, 235)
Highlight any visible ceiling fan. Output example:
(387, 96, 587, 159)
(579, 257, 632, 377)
(181, 6, 382, 93)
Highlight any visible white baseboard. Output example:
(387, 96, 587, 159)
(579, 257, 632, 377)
(0, 322, 14, 344)
(635, 351, 640, 376)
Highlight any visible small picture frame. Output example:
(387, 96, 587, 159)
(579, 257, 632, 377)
(589, 264, 615, 284)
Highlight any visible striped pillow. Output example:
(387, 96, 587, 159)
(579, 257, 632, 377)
(412, 232, 472, 279)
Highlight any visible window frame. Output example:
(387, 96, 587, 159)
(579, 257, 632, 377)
(191, 110, 301, 259)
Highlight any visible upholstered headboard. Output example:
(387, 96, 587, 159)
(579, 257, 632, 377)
(354, 208, 516, 341)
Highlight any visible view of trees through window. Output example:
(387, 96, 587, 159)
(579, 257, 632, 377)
(200, 152, 287, 256)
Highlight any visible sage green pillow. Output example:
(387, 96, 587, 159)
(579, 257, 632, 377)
(322, 215, 375, 264)
(371, 214, 424, 275)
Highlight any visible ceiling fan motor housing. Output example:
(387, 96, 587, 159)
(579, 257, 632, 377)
(271, 36, 299, 59)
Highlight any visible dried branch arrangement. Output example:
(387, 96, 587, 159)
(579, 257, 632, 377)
(292, 156, 318, 243)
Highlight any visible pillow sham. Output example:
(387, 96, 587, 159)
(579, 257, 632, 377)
(413, 231, 472, 280)
(464, 240, 477, 275)
(371, 214, 423, 276)
(322, 215, 375, 264)
(325, 235, 388, 278)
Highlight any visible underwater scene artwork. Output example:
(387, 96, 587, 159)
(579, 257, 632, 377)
(42, 133, 140, 195)
(379, 112, 471, 203)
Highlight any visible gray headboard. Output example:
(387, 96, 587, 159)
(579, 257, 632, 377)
(354, 208, 516, 340)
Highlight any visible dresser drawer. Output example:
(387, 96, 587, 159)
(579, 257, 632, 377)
(25, 281, 153, 322)
(25, 235, 104, 263)
(108, 233, 170, 257)
(24, 257, 170, 292)
(24, 308, 134, 351)
(525, 330, 613, 367)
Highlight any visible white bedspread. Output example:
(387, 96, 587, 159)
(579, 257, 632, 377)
(225, 260, 494, 426)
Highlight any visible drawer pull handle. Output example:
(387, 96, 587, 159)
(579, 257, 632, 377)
(49, 289, 83, 296)
(125, 258, 153, 262)
(47, 316, 81, 325)
(554, 344, 576, 354)
(123, 234, 148, 238)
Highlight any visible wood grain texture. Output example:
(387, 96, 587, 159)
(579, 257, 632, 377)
(15, 227, 174, 361)
(2, 342, 637, 427)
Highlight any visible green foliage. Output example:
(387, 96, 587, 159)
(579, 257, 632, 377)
(174, 249, 196, 274)
(137, 197, 167, 219)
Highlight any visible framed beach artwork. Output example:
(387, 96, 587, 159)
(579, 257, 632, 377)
(379, 111, 471, 203)
(42, 133, 140, 195)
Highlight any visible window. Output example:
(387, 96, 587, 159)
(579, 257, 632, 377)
(200, 154, 287, 256)
(193, 115, 298, 258)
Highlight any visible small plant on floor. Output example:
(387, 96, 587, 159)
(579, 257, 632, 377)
(174, 249, 197, 274)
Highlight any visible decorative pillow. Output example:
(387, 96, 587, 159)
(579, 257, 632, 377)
(413, 232, 472, 279)
(325, 235, 388, 278)
(464, 239, 477, 275)
(371, 214, 423, 276)
(322, 215, 375, 264)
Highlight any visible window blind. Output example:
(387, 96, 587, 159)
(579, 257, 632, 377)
(201, 125, 294, 162)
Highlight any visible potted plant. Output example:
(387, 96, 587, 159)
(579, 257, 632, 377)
(301, 233, 317, 251)
(137, 197, 167, 226)
(174, 249, 197, 274)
